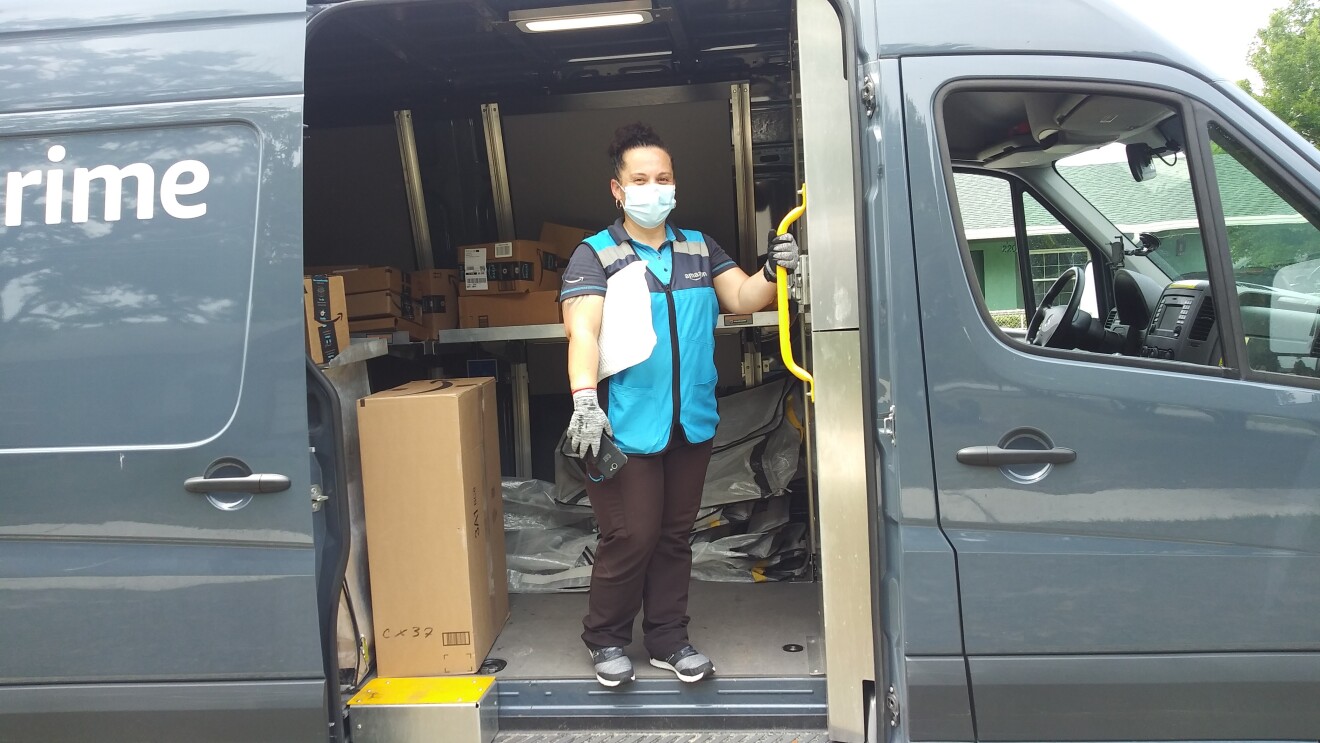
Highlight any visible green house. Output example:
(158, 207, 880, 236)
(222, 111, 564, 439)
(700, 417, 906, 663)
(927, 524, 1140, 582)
(955, 154, 1314, 321)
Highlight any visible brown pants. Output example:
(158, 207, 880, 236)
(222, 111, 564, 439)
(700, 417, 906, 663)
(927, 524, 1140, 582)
(581, 436, 714, 658)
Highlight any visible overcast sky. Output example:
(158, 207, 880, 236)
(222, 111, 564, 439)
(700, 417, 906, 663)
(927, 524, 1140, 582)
(1106, 0, 1287, 89)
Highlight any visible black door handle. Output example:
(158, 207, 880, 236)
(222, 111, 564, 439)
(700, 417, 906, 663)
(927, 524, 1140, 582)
(184, 474, 291, 494)
(956, 446, 1076, 466)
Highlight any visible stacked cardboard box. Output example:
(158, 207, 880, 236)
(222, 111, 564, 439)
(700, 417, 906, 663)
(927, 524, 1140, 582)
(357, 377, 509, 677)
(303, 274, 350, 364)
(307, 266, 430, 341)
(410, 269, 461, 334)
(456, 223, 593, 329)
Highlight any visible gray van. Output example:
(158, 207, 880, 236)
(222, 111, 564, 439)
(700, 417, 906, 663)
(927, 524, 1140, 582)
(3, 1, 1319, 742)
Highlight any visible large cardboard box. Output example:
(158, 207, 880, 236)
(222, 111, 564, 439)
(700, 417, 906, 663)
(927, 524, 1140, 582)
(314, 266, 410, 296)
(346, 290, 417, 322)
(458, 240, 570, 296)
(411, 269, 461, 332)
(304, 275, 349, 364)
(349, 315, 430, 341)
(459, 291, 561, 329)
(358, 378, 509, 678)
(538, 222, 595, 259)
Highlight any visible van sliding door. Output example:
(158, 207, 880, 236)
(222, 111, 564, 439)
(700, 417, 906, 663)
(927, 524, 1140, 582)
(0, 4, 325, 742)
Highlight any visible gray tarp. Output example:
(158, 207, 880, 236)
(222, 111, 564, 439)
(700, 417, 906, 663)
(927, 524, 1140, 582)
(509, 378, 807, 592)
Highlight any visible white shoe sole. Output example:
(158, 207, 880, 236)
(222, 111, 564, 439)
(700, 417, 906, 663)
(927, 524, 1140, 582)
(649, 657, 713, 683)
(595, 673, 634, 687)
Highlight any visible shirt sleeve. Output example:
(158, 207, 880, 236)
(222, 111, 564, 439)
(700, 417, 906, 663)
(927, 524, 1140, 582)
(706, 234, 738, 277)
(558, 243, 608, 301)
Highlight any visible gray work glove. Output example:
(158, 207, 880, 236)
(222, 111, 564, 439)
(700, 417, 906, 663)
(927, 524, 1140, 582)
(567, 389, 613, 459)
(763, 232, 801, 281)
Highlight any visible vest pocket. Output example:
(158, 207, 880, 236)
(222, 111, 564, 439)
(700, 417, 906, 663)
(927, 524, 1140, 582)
(680, 339, 720, 443)
(607, 382, 670, 455)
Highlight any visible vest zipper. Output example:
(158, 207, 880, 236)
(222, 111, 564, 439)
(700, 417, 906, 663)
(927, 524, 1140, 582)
(663, 283, 681, 445)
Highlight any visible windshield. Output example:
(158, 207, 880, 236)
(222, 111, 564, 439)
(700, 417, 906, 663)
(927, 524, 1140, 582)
(1057, 139, 1320, 288)
(1056, 143, 1206, 280)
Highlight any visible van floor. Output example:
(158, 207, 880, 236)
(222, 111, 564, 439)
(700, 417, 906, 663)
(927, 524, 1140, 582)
(490, 581, 823, 679)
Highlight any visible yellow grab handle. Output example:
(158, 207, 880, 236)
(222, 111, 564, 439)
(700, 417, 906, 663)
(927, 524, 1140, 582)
(775, 185, 814, 402)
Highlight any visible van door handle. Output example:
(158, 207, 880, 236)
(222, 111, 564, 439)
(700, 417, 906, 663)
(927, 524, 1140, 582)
(956, 446, 1076, 466)
(184, 474, 292, 494)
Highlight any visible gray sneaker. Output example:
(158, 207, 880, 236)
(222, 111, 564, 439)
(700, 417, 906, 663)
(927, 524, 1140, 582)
(649, 644, 715, 683)
(589, 646, 635, 687)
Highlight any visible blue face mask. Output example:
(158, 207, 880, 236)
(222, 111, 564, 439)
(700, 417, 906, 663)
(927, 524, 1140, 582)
(622, 183, 676, 229)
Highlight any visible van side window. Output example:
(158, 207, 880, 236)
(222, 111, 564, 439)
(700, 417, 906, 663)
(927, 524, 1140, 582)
(952, 172, 1092, 333)
(1207, 123, 1320, 380)
(943, 88, 1228, 368)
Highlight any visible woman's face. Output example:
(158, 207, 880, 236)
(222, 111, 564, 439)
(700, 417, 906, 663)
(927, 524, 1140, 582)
(611, 146, 674, 204)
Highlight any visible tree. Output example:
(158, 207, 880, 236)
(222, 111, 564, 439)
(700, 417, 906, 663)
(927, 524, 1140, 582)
(1243, 0, 1320, 146)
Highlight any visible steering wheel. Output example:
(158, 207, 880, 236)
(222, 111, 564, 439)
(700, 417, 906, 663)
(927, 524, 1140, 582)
(1026, 266, 1086, 348)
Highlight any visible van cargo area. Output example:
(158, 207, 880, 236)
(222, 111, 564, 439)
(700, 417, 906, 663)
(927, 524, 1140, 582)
(302, 0, 832, 735)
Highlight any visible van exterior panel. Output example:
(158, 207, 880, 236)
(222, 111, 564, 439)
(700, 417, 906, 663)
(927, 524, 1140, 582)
(0, 540, 322, 683)
(897, 526, 965, 656)
(904, 657, 975, 742)
(0, 5, 304, 116)
(0, 680, 326, 743)
(968, 653, 1320, 741)
(1, 2, 322, 737)
(954, 530, 1320, 655)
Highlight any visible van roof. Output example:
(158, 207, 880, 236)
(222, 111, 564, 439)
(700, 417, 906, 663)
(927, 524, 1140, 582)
(872, 0, 1211, 79)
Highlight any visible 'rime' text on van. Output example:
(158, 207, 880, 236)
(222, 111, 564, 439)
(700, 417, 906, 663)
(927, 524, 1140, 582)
(4, 146, 210, 227)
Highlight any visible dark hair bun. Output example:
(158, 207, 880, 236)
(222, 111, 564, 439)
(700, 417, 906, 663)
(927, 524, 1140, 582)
(609, 122, 668, 176)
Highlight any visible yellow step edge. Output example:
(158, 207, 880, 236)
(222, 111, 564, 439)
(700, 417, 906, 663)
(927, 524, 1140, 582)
(348, 676, 496, 707)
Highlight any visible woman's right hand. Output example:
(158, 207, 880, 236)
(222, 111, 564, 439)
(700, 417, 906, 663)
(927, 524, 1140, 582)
(568, 389, 613, 458)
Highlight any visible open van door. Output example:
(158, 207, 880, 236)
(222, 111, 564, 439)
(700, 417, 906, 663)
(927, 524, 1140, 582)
(0, 4, 327, 741)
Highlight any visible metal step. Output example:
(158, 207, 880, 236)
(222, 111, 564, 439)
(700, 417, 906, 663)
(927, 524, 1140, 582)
(495, 676, 827, 732)
(495, 733, 830, 743)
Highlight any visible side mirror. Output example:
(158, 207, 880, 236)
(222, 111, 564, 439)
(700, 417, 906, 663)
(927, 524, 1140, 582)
(1127, 143, 1157, 182)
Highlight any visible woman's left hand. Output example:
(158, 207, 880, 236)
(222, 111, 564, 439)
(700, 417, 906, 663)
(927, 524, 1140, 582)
(763, 233, 800, 280)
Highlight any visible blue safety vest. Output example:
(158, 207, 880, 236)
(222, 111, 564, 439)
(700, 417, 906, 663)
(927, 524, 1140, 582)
(582, 222, 732, 455)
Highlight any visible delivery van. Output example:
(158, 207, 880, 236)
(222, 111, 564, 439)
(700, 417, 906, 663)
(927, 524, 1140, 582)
(3, 1, 1320, 742)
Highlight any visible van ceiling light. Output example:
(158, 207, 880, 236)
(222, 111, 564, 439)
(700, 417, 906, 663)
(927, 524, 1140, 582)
(511, 1, 654, 33)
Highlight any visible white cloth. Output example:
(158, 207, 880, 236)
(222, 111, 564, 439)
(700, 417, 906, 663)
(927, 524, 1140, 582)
(597, 260, 657, 379)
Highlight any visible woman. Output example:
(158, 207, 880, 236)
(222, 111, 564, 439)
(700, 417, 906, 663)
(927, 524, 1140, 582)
(559, 123, 799, 687)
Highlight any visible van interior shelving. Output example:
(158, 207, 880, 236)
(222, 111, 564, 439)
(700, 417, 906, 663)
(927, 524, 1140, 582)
(303, 0, 826, 731)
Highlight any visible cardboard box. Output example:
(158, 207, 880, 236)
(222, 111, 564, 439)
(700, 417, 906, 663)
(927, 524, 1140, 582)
(349, 315, 431, 341)
(346, 290, 417, 322)
(358, 378, 508, 677)
(538, 222, 595, 258)
(305, 264, 368, 275)
(458, 240, 570, 296)
(459, 291, 562, 329)
(304, 275, 349, 365)
(411, 269, 461, 332)
(314, 266, 410, 296)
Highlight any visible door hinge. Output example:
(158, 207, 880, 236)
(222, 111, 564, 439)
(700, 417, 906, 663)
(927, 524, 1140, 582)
(310, 484, 328, 512)
(886, 685, 900, 728)
(861, 75, 877, 118)
(880, 405, 896, 444)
